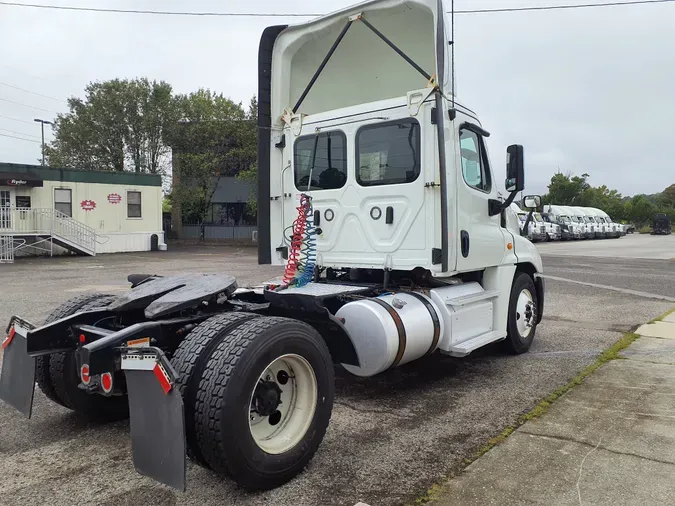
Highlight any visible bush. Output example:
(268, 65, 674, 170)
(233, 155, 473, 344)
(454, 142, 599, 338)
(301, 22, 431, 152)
(638, 225, 651, 234)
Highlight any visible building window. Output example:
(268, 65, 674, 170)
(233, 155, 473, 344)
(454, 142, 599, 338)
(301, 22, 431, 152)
(356, 119, 421, 187)
(127, 191, 142, 218)
(294, 131, 347, 191)
(54, 188, 72, 217)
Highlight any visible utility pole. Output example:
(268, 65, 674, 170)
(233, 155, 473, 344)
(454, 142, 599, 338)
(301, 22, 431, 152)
(33, 118, 53, 166)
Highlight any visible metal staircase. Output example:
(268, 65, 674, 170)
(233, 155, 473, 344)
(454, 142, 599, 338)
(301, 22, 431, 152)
(0, 207, 96, 259)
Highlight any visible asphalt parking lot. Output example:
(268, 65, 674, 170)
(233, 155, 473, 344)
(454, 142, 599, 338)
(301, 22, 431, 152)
(0, 236, 673, 506)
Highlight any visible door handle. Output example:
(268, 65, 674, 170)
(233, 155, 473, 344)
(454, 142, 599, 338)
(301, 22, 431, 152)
(314, 210, 321, 227)
(461, 230, 470, 258)
(386, 206, 394, 224)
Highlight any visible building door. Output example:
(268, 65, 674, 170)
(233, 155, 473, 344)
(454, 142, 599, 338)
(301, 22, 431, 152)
(0, 189, 11, 230)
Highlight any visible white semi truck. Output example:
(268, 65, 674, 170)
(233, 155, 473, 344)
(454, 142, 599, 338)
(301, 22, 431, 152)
(534, 211, 560, 241)
(569, 206, 597, 238)
(542, 205, 579, 240)
(0, 0, 545, 493)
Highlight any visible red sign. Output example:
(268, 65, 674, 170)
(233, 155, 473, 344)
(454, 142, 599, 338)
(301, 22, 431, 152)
(107, 193, 122, 204)
(81, 200, 96, 211)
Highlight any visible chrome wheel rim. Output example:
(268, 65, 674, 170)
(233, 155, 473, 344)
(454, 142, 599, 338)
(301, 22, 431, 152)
(515, 289, 535, 338)
(249, 354, 317, 455)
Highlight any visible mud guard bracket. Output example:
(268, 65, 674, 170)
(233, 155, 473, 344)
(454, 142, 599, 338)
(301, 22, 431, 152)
(121, 346, 186, 491)
(0, 318, 36, 418)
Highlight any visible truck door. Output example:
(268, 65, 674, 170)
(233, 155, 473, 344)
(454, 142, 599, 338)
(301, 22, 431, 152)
(454, 123, 508, 272)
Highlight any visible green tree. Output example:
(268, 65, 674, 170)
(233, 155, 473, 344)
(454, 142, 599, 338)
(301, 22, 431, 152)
(44, 78, 176, 174)
(168, 90, 257, 234)
(541, 172, 590, 206)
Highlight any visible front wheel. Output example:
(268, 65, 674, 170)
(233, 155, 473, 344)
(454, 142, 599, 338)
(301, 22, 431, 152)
(503, 272, 538, 354)
(194, 316, 334, 490)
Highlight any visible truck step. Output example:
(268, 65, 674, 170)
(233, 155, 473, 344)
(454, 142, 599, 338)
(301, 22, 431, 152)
(444, 330, 506, 357)
(444, 289, 500, 307)
(273, 283, 371, 298)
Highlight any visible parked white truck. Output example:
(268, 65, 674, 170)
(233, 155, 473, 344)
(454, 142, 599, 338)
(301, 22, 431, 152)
(517, 208, 545, 242)
(542, 205, 579, 240)
(534, 212, 560, 241)
(569, 206, 597, 238)
(0, 0, 545, 493)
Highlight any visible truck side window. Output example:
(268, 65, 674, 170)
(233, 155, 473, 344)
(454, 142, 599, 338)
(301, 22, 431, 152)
(356, 119, 420, 187)
(294, 131, 347, 191)
(459, 129, 491, 192)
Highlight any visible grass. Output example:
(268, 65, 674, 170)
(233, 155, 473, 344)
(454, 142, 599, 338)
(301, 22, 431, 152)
(412, 307, 675, 505)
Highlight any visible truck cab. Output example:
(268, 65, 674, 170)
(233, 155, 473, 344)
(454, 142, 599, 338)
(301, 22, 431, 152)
(569, 206, 595, 239)
(596, 209, 623, 237)
(543, 205, 577, 240)
(584, 208, 608, 238)
(536, 212, 560, 241)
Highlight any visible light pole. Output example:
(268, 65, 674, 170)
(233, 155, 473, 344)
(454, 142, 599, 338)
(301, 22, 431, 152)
(34, 118, 53, 166)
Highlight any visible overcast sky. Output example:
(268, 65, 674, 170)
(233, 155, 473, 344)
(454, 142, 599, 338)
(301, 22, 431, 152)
(0, 0, 673, 197)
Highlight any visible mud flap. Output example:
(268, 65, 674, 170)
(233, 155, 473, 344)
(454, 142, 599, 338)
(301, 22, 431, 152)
(0, 323, 36, 418)
(121, 346, 186, 491)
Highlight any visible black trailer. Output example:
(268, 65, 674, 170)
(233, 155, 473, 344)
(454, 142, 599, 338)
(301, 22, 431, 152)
(651, 213, 672, 235)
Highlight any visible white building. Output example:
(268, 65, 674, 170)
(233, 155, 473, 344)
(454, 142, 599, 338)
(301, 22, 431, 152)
(0, 162, 164, 256)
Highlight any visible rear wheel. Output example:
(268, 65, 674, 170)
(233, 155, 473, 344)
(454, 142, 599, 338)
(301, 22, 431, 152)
(170, 311, 258, 468)
(36, 294, 115, 408)
(194, 316, 334, 490)
(503, 272, 538, 354)
(39, 294, 129, 420)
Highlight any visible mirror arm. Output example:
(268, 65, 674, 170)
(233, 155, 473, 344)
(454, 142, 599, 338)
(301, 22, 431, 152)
(488, 190, 517, 217)
(522, 211, 534, 237)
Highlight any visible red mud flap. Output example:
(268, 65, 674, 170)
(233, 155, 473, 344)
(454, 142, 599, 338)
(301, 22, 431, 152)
(121, 346, 186, 491)
(0, 319, 37, 418)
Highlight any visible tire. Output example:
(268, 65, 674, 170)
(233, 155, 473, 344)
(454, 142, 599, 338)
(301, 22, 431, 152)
(45, 295, 129, 420)
(194, 316, 334, 490)
(502, 272, 539, 355)
(170, 312, 259, 468)
(36, 293, 116, 408)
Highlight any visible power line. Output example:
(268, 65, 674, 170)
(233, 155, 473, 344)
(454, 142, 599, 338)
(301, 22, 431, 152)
(0, 114, 35, 125)
(0, 82, 63, 102)
(0, 127, 41, 139)
(0, 132, 41, 144)
(0, 97, 56, 113)
(455, 0, 675, 13)
(0, 1, 321, 16)
(0, 0, 673, 17)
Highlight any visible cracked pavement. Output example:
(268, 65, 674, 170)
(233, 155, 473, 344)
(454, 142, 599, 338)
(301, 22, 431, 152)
(0, 240, 673, 506)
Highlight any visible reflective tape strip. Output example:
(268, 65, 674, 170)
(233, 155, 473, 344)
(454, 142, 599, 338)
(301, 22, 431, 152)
(1, 327, 15, 350)
(153, 362, 173, 394)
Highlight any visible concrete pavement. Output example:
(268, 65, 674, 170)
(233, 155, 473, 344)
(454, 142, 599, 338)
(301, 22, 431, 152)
(536, 233, 675, 260)
(431, 311, 675, 506)
(0, 247, 672, 505)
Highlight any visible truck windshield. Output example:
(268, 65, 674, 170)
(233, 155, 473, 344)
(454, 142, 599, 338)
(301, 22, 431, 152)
(533, 213, 543, 222)
(561, 216, 571, 224)
(542, 214, 552, 223)
(595, 217, 603, 223)
(518, 214, 527, 222)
